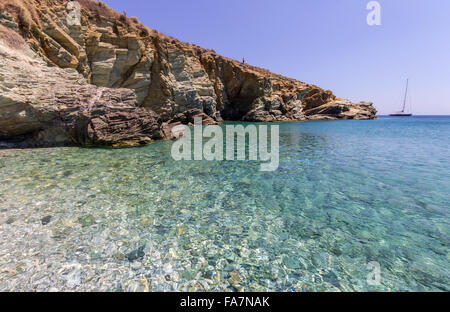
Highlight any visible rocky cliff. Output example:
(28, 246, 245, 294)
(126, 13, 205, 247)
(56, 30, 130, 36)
(0, 0, 376, 147)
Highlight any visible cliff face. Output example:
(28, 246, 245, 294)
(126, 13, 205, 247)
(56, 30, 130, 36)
(0, 0, 376, 147)
(0, 29, 162, 147)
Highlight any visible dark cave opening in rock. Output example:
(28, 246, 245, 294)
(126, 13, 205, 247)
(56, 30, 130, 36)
(220, 97, 256, 121)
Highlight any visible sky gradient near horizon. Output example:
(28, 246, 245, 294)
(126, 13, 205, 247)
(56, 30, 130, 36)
(103, 0, 450, 115)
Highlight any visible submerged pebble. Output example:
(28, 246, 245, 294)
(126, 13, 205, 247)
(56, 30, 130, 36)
(0, 118, 449, 292)
(126, 246, 145, 262)
(41, 215, 52, 225)
(77, 215, 95, 227)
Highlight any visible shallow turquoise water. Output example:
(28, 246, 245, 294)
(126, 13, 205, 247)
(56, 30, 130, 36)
(0, 116, 449, 291)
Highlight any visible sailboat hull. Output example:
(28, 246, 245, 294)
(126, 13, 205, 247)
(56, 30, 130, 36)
(389, 113, 412, 116)
(390, 79, 412, 116)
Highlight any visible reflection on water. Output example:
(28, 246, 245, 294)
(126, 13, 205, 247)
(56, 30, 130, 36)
(0, 117, 449, 291)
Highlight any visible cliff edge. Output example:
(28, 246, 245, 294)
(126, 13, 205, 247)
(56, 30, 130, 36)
(0, 0, 376, 147)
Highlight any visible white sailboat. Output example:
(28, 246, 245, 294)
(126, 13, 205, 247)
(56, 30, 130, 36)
(390, 79, 412, 116)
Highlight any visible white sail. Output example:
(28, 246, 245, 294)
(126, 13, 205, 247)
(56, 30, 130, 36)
(390, 79, 412, 116)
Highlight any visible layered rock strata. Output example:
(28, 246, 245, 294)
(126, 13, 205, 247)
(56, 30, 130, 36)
(0, 31, 162, 147)
(0, 0, 376, 147)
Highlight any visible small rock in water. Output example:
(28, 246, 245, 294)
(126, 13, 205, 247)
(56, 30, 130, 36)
(323, 271, 340, 288)
(62, 170, 72, 177)
(203, 271, 214, 279)
(126, 246, 145, 262)
(114, 252, 125, 261)
(228, 270, 241, 285)
(332, 247, 343, 256)
(140, 217, 153, 227)
(283, 256, 301, 270)
(41, 215, 52, 225)
(176, 224, 186, 236)
(78, 215, 95, 227)
(66, 269, 81, 288)
(6, 216, 15, 224)
(181, 269, 197, 280)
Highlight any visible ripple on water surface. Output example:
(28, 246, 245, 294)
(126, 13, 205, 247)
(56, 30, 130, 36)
(0, 117, 449, 291)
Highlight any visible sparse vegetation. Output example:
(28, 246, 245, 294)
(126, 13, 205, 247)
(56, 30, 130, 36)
(193, 46, 203, 56)
(136, 24, 149, 37)
(76, 0, 119, 19)
(0, 0, 284, 80)
(118, 10, 126, 21)
(0, 0, 39, 31)
(0, 24, 25, 48)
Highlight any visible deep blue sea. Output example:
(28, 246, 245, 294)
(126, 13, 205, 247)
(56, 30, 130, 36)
(0, 116, 448, 291)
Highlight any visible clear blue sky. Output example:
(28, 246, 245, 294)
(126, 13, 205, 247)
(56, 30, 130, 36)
(103, 0, 450, 115)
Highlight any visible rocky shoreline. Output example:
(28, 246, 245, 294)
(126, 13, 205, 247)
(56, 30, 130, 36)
(0, 0, 376, 148)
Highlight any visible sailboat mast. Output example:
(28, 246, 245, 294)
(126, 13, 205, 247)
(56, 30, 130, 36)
(402, 79, 409, 112)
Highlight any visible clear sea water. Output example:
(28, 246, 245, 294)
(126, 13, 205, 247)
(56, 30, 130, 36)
(0, 116, 448, 291)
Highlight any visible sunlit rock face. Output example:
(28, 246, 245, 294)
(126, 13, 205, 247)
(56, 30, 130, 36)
(0, 21, 162, 147)
(0, 0, 376, 147)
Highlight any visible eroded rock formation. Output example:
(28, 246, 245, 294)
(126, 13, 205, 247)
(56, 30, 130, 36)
(0, 0, 376, 147)
(0, 28, 162, 147)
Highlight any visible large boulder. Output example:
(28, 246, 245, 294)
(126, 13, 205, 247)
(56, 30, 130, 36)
(0, 34, 162, 148)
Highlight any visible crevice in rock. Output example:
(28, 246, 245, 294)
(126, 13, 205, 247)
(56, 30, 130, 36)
(221, 97, 256, 121)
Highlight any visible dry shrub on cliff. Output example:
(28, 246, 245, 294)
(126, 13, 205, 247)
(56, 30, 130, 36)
(77, 0, 119, 19)
(76, 1, 149, 37)
(0, 24, 25, 48)
(118, 11, 130, 26)
(193, 46, 203, 56)
(0, 0, 39, 31)
(131, 16, 151, 37)
(136, 24, 149, 37)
